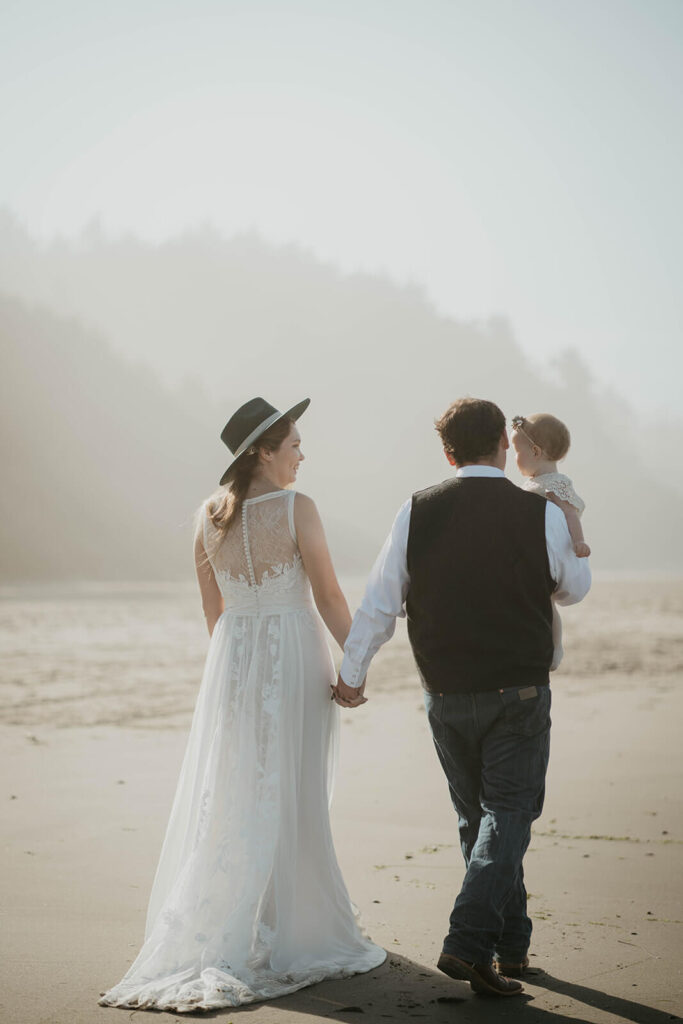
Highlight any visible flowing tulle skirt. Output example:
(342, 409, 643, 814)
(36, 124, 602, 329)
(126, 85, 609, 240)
(99, 606, 385, 1013)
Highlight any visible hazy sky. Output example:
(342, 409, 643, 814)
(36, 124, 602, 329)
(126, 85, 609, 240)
(2, 0, 681, 417)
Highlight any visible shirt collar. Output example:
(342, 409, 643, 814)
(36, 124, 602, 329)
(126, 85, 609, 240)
(455, 465, 506, 478)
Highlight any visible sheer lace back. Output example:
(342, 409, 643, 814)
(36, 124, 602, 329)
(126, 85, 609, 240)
(203, 491, 310, 611)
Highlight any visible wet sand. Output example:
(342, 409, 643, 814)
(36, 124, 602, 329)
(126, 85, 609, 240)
(1, 579, 682, 1023)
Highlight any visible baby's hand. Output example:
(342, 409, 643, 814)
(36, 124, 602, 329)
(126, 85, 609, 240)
(574, 541, 591, 558)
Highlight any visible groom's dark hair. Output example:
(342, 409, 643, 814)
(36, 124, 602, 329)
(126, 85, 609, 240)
(435, 398, 506, 465)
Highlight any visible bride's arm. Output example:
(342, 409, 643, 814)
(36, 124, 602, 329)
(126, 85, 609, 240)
(294, 493, 352, 650)
(194, 532, 225, 636)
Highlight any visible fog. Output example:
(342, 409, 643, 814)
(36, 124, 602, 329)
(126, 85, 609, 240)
(1, 214, 680, 580)
(2, 1, 681, 581)
(4, 1, 683, 414)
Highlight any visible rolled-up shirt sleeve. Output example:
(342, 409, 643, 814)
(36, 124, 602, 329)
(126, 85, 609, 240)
(339, 499, 411, 687)
(545, 501, 592, 605)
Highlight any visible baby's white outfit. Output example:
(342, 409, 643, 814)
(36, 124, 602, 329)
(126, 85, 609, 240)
(523, 473, 585, 671)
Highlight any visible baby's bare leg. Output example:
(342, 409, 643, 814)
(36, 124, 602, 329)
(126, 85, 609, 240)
(547, 495, 591, 557)
(564, 507, 590, 557)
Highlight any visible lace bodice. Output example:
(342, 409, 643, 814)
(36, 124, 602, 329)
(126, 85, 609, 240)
(524, 473, 585, 514)
(201, 490, 312, 612)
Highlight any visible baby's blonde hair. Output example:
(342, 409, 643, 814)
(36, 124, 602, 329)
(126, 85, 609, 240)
(523, 413, 571, 461)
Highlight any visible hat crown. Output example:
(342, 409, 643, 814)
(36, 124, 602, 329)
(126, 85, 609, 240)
(218, 396, 310, 487)
(220, 397, 278, 455)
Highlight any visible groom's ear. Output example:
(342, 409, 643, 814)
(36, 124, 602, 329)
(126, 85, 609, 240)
(444, 449, 457, 466)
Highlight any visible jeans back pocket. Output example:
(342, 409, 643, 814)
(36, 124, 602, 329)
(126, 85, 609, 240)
(499, 686, 552, 737)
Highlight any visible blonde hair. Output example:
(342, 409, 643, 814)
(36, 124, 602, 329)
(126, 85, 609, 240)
(522, 413, 570, 461)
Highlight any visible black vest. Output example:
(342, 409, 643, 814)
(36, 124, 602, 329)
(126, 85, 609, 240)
(406, 476, 554, 694)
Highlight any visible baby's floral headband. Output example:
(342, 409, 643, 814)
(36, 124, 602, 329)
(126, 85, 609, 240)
(511, 415, 541, 451)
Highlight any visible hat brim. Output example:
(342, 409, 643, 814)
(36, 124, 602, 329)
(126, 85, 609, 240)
(219, 398, 310, 486)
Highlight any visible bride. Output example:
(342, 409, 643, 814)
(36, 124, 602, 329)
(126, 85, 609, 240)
(99, 397, 386, 1013)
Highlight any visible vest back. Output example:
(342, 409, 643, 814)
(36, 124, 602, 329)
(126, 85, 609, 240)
(406, 476, 554, 693)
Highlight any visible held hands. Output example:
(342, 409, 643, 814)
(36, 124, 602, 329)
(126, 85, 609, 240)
(331, 674, 368, 709)
(574, 541, 591, 558)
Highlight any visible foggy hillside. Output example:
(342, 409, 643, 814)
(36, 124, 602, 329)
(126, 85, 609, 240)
(0, 295, 209, 579)
(0, 213, 681, 577)
(0, 294, 381, 580)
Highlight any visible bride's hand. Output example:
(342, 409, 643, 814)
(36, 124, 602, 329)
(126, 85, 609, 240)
(331, 675, 367, 708)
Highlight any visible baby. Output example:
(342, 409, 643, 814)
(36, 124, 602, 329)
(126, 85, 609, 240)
(510, 413, 590, 671)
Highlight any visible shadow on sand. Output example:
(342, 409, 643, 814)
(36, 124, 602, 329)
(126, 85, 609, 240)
(174, 954, 680, 1024)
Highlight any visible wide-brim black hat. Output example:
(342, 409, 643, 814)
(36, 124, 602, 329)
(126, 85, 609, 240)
(219, 397, 310, 485)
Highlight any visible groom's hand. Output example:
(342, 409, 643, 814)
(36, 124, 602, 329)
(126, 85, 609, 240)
(331, 674, 367, 708)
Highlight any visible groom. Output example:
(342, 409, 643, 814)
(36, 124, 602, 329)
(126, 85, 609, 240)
(333, 398, 591, 997)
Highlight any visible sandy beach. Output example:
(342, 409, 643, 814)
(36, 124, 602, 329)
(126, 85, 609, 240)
(1, 578, 682, 1024)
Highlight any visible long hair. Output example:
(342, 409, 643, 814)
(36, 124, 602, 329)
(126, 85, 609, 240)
(207, 415, 295, 540)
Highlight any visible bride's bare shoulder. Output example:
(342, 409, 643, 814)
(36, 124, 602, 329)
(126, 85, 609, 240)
(293, 491, 315, 506)
(293, 490, 317, 510)
(292, 492, 322, 529)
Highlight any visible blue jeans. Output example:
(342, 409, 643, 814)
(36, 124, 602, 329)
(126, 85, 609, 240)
(424, 685, 551, 965)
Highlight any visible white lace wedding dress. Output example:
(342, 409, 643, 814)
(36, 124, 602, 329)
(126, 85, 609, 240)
(99, 489, 385, 1013)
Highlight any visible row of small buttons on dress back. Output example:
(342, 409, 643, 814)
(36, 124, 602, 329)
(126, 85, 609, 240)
(241, 505, 257, 582)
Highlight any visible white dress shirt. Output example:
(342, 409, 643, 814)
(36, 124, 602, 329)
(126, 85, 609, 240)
(340, 466, 592, 687)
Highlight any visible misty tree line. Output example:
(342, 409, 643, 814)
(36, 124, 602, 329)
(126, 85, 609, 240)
(0, 212, 680, 579)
